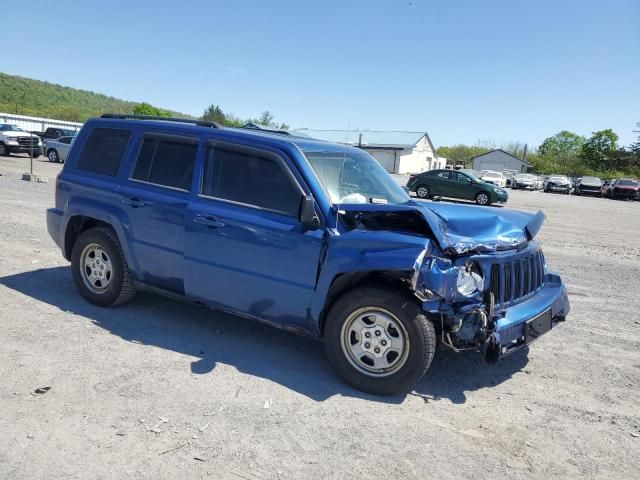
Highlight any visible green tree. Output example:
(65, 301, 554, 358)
(580, 129, 618, 170)
(538, 131, 585, 163)
(258, 110, 274, 125)
(201, 104, 226, 124)
(631, 122, 640, 154)
(132, 102, 170, 116)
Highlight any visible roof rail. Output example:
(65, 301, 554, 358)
(100, 113, 223, 129)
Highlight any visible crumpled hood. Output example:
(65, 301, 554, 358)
(416, 201, 544, 255)
(338, 201, 544, 256)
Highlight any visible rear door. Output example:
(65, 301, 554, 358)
(115, 132, 198, 293)
(429, 170, 451, 195)
(184, 141, 324, 329)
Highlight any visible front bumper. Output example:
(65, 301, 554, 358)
(5, 144, 42, 155)
(491, 272, 569, 357)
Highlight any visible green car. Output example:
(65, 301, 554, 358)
(406, 169, 509, 206)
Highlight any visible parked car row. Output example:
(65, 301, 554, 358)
(0, 123, 77, 162)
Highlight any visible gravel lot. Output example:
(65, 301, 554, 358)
(1, 154, 639, 479)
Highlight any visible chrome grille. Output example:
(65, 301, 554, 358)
(489, 251, 545, 306)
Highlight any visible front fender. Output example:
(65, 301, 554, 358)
(310, 230, 434, 333)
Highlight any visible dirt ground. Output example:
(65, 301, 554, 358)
(1, 154, 639, 480)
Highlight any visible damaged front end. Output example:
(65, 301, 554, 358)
(336, 202, 570, 362)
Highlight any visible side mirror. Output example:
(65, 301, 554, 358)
(299, 195, 319, 230)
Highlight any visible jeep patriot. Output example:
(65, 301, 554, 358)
(47, 114, 570, 395)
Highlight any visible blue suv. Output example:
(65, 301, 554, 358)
(47, 115, 570, 395)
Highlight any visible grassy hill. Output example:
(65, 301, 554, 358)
(0, 72, 189, 122)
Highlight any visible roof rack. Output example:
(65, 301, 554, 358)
(100, 113, 223, 129)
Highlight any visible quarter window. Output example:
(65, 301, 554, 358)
(201, 146, 300, 216)
(77, 128, 131, 177)
(131, 137, 197, 191)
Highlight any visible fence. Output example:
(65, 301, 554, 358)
(0, 112, 83, 133)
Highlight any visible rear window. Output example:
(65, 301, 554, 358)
(131, 136, 197, 191)
(77, 128, 131, 177)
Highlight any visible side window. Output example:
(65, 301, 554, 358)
(131, 136, 197, 191)
(77, 128, 131, 177)
(435, 171, 451, 179)
(454, 173, 469, 183)
(201, 146, 301, 216)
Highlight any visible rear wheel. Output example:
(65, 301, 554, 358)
(415, 185, 431, 199)
(324, 286, 436, 395)
(47, 149, 59, 163)
(475, 191, 491, 206)
(71, 227, 136, 307)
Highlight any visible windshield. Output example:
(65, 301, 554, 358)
(483, 171, 501, 179)
(549, 176, 568, 182)
(617, 179, 639, 186)
(302, 147, 409, 205)
(516, 174, 534, 180)
(0, 124, 24, 132)
(581, 176, 601, 184)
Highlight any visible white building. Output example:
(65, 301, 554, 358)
(292, 129, 446, 174)
(471, 149, 532, 173)
(0, 112, 82, 134)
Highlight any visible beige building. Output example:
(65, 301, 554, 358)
(292, 129, 446, 174)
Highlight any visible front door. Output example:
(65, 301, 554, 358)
(184, 142, 324, 329)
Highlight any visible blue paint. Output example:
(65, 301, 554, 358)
(47, 117, 570, 359)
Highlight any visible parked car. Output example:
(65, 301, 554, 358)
(511, 173, 537, 190)
(480, 170, 507, 188)
(37, 127, 78, 142)
(0, 123, 42, 157)
(604, 179, 640, 200)
(574, 176, 603, 196)
(43, 136, 75, 163)
(544, 175, 572, 194)
(407, 169, 509, 205)
(47, 114, 569, 395)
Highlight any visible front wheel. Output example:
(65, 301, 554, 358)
(475, 191, 491, 205)
(71, 227, 136, 307)
(415, 185, 431, 199)
(324, 286, 436, 395)
(0, 143, 9, 156)
(47, 149, 59, 163)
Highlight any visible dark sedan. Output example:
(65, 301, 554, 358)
(407, 169, 508, 206)
(574, 176, 603, 197)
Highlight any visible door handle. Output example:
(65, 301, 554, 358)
(121, 197, 146, 208)
(194, 214, 225, 228)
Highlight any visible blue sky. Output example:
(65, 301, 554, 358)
(4, 0, 639, 148)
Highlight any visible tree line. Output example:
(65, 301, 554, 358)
(436, 125, 640, 179)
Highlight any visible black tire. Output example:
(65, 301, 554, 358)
(415, 185, 431, 199)
(475, 191, 491, 206)
(47, 149, 59, 163)
(33, 153, 41, 159)
(0, 143, 9, 156)
(71, 227, 136, 307)
(324, 285, 436, 395)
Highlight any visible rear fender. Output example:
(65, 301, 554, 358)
(63, 197, 140, 276)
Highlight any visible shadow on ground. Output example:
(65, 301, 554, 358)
(1, 266, 528, 404)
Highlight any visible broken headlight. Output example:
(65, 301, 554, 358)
(456, 261, 483, 296)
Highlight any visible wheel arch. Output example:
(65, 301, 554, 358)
(316, 269, 418, 337)
(63, 214, 138, 278)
